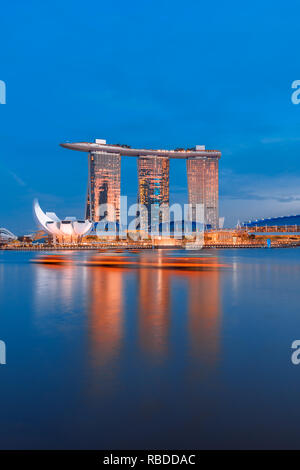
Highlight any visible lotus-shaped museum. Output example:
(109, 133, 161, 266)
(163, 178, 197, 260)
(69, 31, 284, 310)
(33, 199, 92, 242)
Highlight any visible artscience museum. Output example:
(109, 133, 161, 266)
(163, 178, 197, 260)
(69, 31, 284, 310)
(33, 199, 92, 243)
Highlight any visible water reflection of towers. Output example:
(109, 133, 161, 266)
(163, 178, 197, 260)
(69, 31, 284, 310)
(88, 257, 221, 367)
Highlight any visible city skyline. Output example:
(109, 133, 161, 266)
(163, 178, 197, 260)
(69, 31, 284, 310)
(2, 1, 300, 455)
(1, 1, 300, 234)
(62, 139, 221, 229)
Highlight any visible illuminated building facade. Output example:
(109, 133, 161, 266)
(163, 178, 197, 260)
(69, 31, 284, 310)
(137, 156, 169, 227)
(33, 199, 92, 243)
(186, 156, 219, 229)
(86, 149, 121, 222)
(61, 140, 221, 229)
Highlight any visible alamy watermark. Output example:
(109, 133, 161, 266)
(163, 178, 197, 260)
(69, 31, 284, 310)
(291, 340, 300, 365)
(291, 80, 300, 104)
(0, 340, 6, 365)
(0, 80, 6, 104)
(94, 198, 206, 249)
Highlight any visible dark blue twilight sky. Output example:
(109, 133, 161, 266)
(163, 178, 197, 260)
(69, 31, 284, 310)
(1, 0, 300, 233)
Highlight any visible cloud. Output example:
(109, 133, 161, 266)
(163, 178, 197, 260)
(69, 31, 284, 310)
(260, 136, 300, 144)
(219, 170, 300, 226)
(8, 171, 26, 187)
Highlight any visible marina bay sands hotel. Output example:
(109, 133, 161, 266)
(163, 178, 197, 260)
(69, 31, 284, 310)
(61, 139, 221, 229)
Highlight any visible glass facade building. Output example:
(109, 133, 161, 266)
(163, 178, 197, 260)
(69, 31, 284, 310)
(86, 151, 121, 222)
(186, 157, 219, 229)
(137, 156, 169, 228)
(61, 140, 221, 230)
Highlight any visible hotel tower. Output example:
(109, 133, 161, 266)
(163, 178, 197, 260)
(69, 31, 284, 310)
(186, 154, 219, 229)
(86, 140, 121, 222)
(61, 140, 221, 229)
(137, 156, 169, 228)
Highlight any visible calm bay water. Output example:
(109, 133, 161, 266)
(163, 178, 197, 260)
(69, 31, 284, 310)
(1, 248, 300, 449)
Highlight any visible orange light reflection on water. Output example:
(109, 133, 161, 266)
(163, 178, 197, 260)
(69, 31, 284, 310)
(32, 251, 225, 375)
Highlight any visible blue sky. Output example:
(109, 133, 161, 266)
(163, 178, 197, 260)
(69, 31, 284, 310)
(1, 0, 300, 233)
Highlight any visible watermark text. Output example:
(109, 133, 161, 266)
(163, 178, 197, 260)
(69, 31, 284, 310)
(0, 80, 6, 104)
(0, 340, 6, 365)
